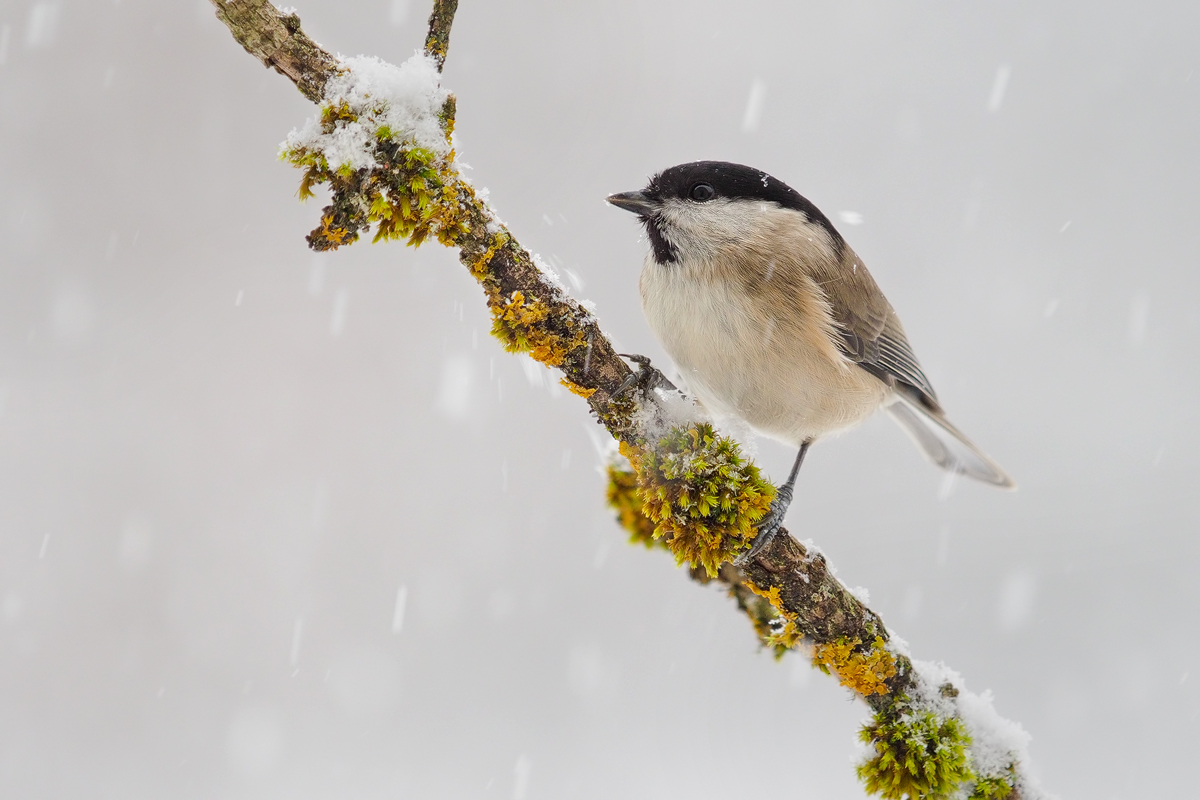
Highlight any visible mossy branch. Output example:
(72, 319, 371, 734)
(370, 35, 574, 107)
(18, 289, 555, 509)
(208, 3, 1041, 798)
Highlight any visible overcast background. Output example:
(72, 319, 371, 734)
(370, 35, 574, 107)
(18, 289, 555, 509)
(1, 1, 1197, 798)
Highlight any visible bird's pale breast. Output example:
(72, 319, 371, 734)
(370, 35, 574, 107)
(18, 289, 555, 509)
(639, 249, 890, 446)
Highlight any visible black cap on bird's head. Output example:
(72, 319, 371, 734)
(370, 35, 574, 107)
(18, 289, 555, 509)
(606, 161, 843, 263)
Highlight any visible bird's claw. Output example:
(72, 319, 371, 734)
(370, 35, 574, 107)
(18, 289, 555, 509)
(614, 353, 678, 398)
(734, 486, 794, 566)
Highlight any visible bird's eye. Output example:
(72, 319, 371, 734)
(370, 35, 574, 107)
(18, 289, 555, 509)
(690, 183, 715, 202)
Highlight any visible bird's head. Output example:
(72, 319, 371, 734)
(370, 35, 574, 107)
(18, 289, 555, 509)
(606, 161, 843, 265)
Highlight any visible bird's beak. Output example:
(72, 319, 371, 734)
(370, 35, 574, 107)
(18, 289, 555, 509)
(606, 191, 658, 216)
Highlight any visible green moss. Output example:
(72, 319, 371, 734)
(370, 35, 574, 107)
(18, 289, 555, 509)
(280, 105, 472, 251)
(605, 462, 662, 550)
(610, 449, 799, 656)
(320, 100, 358, 128)
(857, 709, 973, 800)
(968, 770, 1016, 799)
(620, 425, 774, 578)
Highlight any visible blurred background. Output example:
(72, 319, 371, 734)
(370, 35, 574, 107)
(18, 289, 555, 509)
(1, 1, 1198, 797)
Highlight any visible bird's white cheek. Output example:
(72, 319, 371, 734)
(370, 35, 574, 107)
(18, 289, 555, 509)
(656, 200, 764, 262)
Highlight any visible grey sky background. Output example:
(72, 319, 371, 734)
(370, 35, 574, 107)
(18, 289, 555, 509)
(1, 1, 1197, 797)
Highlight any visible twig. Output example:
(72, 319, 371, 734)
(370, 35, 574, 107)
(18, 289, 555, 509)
(424, 0, 459, 71)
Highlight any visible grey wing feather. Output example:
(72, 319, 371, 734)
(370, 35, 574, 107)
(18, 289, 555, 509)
(874, 326, 939, 404)
(812, 250, 939, 405)
(814, 249, 1013, 488)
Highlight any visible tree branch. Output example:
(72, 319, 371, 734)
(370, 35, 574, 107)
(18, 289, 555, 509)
(211, 1, 338, 102)
(207, 3, 1044, 798)
(424, 0, 459, 71)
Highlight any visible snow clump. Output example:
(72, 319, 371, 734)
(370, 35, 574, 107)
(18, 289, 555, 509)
(282, 52, 451, 173)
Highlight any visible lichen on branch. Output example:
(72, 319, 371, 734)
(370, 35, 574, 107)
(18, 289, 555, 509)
(812, 635, 899, 697)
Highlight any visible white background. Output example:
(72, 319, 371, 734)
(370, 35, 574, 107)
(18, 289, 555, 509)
(0, 1, 1197, 797)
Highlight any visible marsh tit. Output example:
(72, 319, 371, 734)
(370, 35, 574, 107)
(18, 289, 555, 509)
(607, 161, 1013, 559)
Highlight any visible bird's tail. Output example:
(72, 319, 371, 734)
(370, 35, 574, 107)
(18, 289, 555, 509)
(886, 390, 1015, 489)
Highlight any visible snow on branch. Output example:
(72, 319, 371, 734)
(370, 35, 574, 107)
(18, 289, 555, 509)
(207, 3, 1048, 798)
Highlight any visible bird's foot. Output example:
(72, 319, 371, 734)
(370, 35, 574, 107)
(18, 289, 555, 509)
(734, 485, 794, 566)
(614, 354, 678, 398)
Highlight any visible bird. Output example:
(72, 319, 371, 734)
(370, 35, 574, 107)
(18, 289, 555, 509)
(606, 161, 1014, 560)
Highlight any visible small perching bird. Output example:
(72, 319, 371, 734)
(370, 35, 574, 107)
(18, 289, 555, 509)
(607, 161, 1014, 559)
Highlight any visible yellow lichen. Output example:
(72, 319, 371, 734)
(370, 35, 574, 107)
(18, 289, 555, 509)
(315, 213, 352, 247)
(743, 581, 803, 655)
(490, 290, 550, 352)
(764, 618, 803, 653)
(560, 379, 596, 399)
(812, 636, 897, 696)
(747, 582, 787, 612)
(536, 323, 588, 367)
(469, 231, 509, 279)
(487, 290, 588, 368)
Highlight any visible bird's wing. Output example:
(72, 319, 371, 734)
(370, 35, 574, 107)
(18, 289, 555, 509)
(816, 255, 941, 408)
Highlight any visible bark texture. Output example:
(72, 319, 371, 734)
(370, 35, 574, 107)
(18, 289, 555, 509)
(424, 0, 459, 71)
(212, 0, 338, 102)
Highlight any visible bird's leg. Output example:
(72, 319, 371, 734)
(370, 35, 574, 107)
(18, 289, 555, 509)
(613, 354, 678, 398)
(735, 439, 812, 565)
